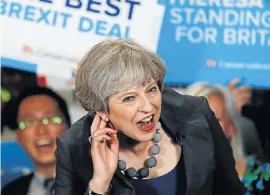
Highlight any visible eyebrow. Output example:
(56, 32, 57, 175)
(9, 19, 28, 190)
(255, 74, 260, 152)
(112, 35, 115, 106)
(117, 81, 157, 99)
(144, 80, 157, 87)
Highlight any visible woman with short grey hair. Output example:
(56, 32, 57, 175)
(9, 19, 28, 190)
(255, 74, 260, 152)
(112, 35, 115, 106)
(54, 39, 244, 195)
(75, 39, 165, 114)
(185, 82, 238, 143)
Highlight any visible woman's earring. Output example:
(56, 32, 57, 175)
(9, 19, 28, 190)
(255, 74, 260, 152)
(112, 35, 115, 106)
(105, 117, 109, 122)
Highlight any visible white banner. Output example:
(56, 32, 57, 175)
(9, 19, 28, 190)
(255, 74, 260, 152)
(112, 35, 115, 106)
(1, 0, 165, 78)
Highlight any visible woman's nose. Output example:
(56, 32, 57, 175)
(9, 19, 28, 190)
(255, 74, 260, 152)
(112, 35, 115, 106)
(138, 96, 153, 113)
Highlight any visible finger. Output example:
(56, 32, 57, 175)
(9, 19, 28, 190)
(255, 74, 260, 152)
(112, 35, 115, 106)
(227, 78, 241, 89)
(96, 112, 109, 122)
(99, 119, 107, 130)
(91, 114, 101, 135)
(96, 112, 108, 129)
(237, 86, 252, 92)
(91, 135, 112, 149)
(109, 133, 119, 155)
(93, 128, 117, 136)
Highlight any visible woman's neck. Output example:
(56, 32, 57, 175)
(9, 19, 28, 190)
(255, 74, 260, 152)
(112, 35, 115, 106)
(118, 131, 161, 157)
(130, 141, 153, 156)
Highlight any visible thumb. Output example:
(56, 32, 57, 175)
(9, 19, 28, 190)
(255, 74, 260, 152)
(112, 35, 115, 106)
(227, 78, 241, 89)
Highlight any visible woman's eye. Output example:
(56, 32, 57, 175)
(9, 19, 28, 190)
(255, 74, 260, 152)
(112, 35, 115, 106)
(149, 86, 157, 93)
(123, 96, 135, 102)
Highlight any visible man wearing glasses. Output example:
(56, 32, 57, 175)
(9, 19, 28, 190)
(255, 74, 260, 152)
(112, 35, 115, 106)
(2, 86, 71, 195)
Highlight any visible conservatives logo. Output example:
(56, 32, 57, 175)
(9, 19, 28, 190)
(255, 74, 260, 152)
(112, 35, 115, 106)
(206, 59, 217, 67)
(23, 45, 33, 55)
(22, 45, 78, 64)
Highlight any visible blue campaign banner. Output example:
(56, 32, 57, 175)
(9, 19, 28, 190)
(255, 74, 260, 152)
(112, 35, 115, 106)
(1, 141, 34, 188)
(157, 0, 270, 88)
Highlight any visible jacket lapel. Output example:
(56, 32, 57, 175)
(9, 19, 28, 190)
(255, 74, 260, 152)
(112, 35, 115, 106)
(111, 170, 136, 195)
(161, 101, 215, 195)
(178, 122, 215, 195)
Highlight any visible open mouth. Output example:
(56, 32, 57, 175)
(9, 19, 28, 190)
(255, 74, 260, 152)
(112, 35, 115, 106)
(137, 115, 155, 131)
(35, 139, 54, 148)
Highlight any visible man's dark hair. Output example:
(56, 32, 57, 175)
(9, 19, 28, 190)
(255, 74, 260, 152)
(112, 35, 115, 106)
(6, 86, 71, 130)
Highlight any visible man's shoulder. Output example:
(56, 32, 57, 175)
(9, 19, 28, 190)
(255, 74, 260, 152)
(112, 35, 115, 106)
(1, 173, 33, 194)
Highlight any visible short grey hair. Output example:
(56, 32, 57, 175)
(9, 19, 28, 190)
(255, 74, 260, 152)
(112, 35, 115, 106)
(185, 82, 224, 97)
(185, 82, 245, 160)
(75, 39, 166, 114)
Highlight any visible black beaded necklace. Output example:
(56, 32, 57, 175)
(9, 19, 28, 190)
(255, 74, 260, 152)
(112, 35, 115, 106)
(118, 122, 161, 179)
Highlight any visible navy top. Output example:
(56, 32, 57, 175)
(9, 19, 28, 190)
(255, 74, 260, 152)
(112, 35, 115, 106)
(129, 153, 186, 195)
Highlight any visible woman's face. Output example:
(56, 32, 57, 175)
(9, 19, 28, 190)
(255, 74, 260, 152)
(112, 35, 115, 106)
(108, 79, 162, 142)
(207, 93, 236, 141)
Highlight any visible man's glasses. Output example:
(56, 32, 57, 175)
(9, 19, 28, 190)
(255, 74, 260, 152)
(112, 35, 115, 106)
(19, 116, 64, 130)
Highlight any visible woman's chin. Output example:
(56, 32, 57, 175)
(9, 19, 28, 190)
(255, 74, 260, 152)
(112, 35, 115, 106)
(135, 131, 156, 142)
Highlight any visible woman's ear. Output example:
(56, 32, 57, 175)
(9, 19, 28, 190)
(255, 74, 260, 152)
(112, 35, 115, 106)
(96, 112, 109, 122)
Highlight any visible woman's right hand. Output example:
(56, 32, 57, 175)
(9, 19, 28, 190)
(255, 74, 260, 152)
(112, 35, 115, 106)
(89, 113, 119, 194)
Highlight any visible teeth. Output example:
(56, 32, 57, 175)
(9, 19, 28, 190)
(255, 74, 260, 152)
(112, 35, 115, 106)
(36, 139, 52, 146)
(140, 116, 153, 123)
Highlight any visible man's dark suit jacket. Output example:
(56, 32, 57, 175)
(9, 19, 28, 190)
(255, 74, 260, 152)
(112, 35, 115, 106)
(54, 87, 245, 195)
(1, 173, 33, 195)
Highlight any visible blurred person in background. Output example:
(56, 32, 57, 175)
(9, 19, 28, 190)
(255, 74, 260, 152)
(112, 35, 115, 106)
(1, 86, 71, 195)
(1, 67, 38, 132)
(228, 78, 270, 161)
(186, 82, 270, 195)
(219, 84, 265, 162)
(186, 83, 237, 142)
